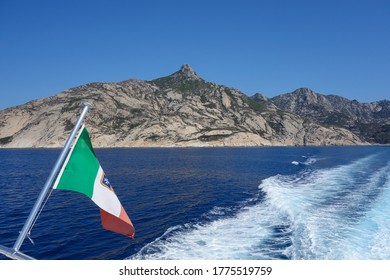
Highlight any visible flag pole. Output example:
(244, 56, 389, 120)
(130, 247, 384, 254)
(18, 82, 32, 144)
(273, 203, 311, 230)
(12, 102, 92, 253)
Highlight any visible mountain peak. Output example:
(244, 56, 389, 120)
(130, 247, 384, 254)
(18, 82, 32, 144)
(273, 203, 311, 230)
(171, 64, 201, 81)
(180, 63, 194, 72)
(292, 88, 317, 95)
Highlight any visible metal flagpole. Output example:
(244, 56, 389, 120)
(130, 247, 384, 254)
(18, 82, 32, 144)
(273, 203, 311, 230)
(0, 245, 35, 260)
(12, 102, 92, 253)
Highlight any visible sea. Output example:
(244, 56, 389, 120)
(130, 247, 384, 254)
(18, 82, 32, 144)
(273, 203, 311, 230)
(0, 146, 389, 260)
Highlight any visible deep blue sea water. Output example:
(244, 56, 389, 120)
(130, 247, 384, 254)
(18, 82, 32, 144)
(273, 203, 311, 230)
(0, 146, 389, 260)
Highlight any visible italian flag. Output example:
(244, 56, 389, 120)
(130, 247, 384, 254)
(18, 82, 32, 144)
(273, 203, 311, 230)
(53, 125, 135, 238)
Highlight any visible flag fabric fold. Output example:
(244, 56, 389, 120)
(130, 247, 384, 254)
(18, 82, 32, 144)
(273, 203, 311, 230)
(52, 125, 135, 238)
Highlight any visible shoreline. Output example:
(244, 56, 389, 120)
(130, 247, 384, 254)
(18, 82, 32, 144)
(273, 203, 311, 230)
(1, 143, 388, 150)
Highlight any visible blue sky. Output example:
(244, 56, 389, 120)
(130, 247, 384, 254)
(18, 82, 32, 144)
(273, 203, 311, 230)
(0, 0, 389, 109)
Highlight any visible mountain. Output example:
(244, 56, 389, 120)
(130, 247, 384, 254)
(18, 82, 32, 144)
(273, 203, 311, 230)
(0, 64, 381, 148)
(271, 88, 390, 144)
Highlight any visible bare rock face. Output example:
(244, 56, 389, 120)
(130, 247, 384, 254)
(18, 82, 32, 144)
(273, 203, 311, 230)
(271, 88, 390, 144)
(0, 64, 379, 148)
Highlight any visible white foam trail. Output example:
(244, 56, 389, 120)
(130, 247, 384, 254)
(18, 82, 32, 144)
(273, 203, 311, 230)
(262, 154, 390, 259)
(129, 153, 390, 260)
(291, 156, 318, 166)
(340, 166, 390, 259)
(130, 203, 277, 259)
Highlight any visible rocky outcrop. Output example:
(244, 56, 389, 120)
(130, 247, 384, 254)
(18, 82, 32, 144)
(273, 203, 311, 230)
(271, 88, 390, 144)
(0, 65, 378, 148)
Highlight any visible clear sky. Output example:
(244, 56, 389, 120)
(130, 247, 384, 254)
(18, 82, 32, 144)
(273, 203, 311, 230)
(0, 0, 389, 109)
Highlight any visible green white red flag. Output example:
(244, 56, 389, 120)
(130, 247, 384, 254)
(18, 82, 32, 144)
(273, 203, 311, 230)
(52, 125, 135, 238)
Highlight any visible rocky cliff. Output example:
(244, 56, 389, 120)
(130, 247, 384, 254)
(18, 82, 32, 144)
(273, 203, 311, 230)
(0, 64, 382, 148)
(271, 88, 390, 144)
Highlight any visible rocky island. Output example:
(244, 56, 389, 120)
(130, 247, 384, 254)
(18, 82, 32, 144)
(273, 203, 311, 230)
(0, 64, 389, 148)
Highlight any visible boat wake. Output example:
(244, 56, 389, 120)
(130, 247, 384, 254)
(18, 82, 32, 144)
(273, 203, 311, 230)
(291, 155, 318, 166)
(128, 153, 390, 260)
